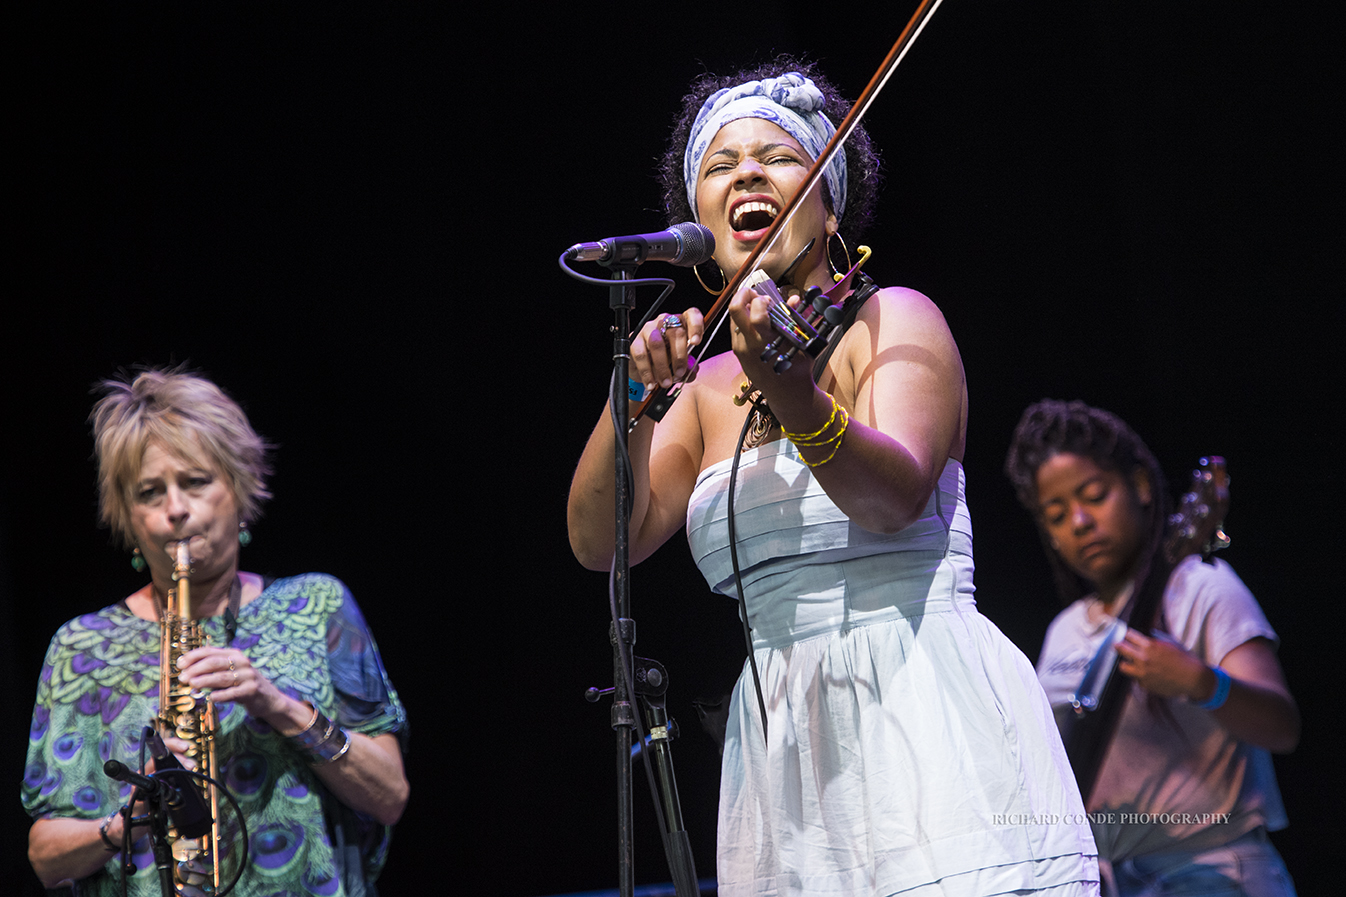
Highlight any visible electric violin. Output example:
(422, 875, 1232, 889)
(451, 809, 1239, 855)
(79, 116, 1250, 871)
(633, 0, 946, 424)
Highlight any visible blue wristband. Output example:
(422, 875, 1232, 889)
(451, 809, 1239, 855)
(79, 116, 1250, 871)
(1196, 666, 1232, 710)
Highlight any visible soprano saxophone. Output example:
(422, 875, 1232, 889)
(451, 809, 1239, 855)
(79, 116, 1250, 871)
(158, 540, 222, 893)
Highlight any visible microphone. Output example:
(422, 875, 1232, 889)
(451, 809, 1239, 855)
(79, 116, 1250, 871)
(104, 758, 214, 840)
(566, 222, 714, 267)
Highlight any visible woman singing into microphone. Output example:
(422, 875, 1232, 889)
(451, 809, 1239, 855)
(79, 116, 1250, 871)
(568, 58, 1097, 897)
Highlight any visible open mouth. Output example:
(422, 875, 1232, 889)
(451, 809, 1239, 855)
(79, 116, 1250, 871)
(731, 200, 780, 232)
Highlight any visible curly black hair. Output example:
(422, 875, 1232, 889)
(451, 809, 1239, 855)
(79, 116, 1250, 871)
(1005, 399, 1170, 605)
(656, 55, 881, 239)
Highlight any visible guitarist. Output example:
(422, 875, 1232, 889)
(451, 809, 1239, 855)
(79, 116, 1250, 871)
(1005, 400, 1299, 896)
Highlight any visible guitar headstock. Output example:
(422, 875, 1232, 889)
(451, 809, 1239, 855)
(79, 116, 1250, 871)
(1163, 456, 1231, 566)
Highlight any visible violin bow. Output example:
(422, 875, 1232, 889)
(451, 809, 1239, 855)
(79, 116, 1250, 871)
(631, 0, 946, 424)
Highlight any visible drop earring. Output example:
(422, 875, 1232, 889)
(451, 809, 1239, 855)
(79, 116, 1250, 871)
(238, 523, 253, 547)
(131, 547, 147, 572)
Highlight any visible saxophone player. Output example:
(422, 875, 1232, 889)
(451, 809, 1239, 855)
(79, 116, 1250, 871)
(22, 367, 409, 895)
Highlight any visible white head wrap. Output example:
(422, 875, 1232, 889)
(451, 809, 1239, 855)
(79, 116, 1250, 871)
(683, 72, 846, 224)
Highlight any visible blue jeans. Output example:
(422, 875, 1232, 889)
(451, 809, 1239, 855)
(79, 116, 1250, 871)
(1108, 828, 1296, 897)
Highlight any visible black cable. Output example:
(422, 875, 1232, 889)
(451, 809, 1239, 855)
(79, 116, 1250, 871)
(154, 766, 250, 897)
(115, 725, 250, 896)
(722, 272, 881, 749)
(726, 406, 771, 745)
(558, 252, 677, 337)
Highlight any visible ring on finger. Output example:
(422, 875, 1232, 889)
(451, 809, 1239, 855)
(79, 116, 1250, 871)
(658, 314, 684, 337)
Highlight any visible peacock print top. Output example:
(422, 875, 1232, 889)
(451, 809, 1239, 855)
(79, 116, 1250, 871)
(22, 574, 407, 897)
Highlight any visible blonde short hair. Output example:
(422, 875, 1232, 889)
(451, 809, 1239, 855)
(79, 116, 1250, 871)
(92, 368, 272, 548)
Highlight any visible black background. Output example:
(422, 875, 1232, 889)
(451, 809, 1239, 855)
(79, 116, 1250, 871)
(5, 2, 1338, 893)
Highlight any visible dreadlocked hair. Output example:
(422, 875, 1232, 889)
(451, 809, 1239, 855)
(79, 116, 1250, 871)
(1004, 399, 1170, 606)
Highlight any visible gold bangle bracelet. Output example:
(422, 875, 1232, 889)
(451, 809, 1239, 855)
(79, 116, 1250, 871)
(781, 394, 841, 443)
(799, 407, 849, 468)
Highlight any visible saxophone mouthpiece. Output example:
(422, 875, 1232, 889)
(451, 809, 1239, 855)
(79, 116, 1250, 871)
(170, 539, 194, 583)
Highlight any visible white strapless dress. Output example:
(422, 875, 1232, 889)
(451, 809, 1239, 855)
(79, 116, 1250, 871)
(686, 440, 1097, 896)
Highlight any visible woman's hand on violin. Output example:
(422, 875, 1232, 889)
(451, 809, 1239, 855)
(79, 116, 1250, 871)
(178, 646, 287, 721)
(632, 307, 703, 392)
(728, 283, 814, 407)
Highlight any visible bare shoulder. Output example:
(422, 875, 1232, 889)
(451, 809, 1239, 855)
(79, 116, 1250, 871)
(853, 286, 957, 344)
(836, 285, 963, 378)
(836, 284, 967, 463)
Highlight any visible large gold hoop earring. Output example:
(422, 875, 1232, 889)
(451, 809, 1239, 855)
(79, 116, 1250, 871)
(826, 231, 852, 282)
(694, 260, 727, 295)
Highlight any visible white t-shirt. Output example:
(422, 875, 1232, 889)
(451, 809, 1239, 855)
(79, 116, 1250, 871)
(1037, 555, 1288, 861)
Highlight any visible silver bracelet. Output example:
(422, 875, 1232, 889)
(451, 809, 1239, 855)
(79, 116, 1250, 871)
(290, 706, 334, 752)
(308, 726, 352, 766)
(291, 703, 321, 739)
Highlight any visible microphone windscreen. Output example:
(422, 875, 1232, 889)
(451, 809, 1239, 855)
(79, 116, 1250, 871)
(669, 222, 715, 267)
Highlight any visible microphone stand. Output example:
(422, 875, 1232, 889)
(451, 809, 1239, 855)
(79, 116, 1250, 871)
(103, 761, 180, 897)
(596, 256, 698, 897)
(146, 802, 176, 897)
(635, 661, 698, 897)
